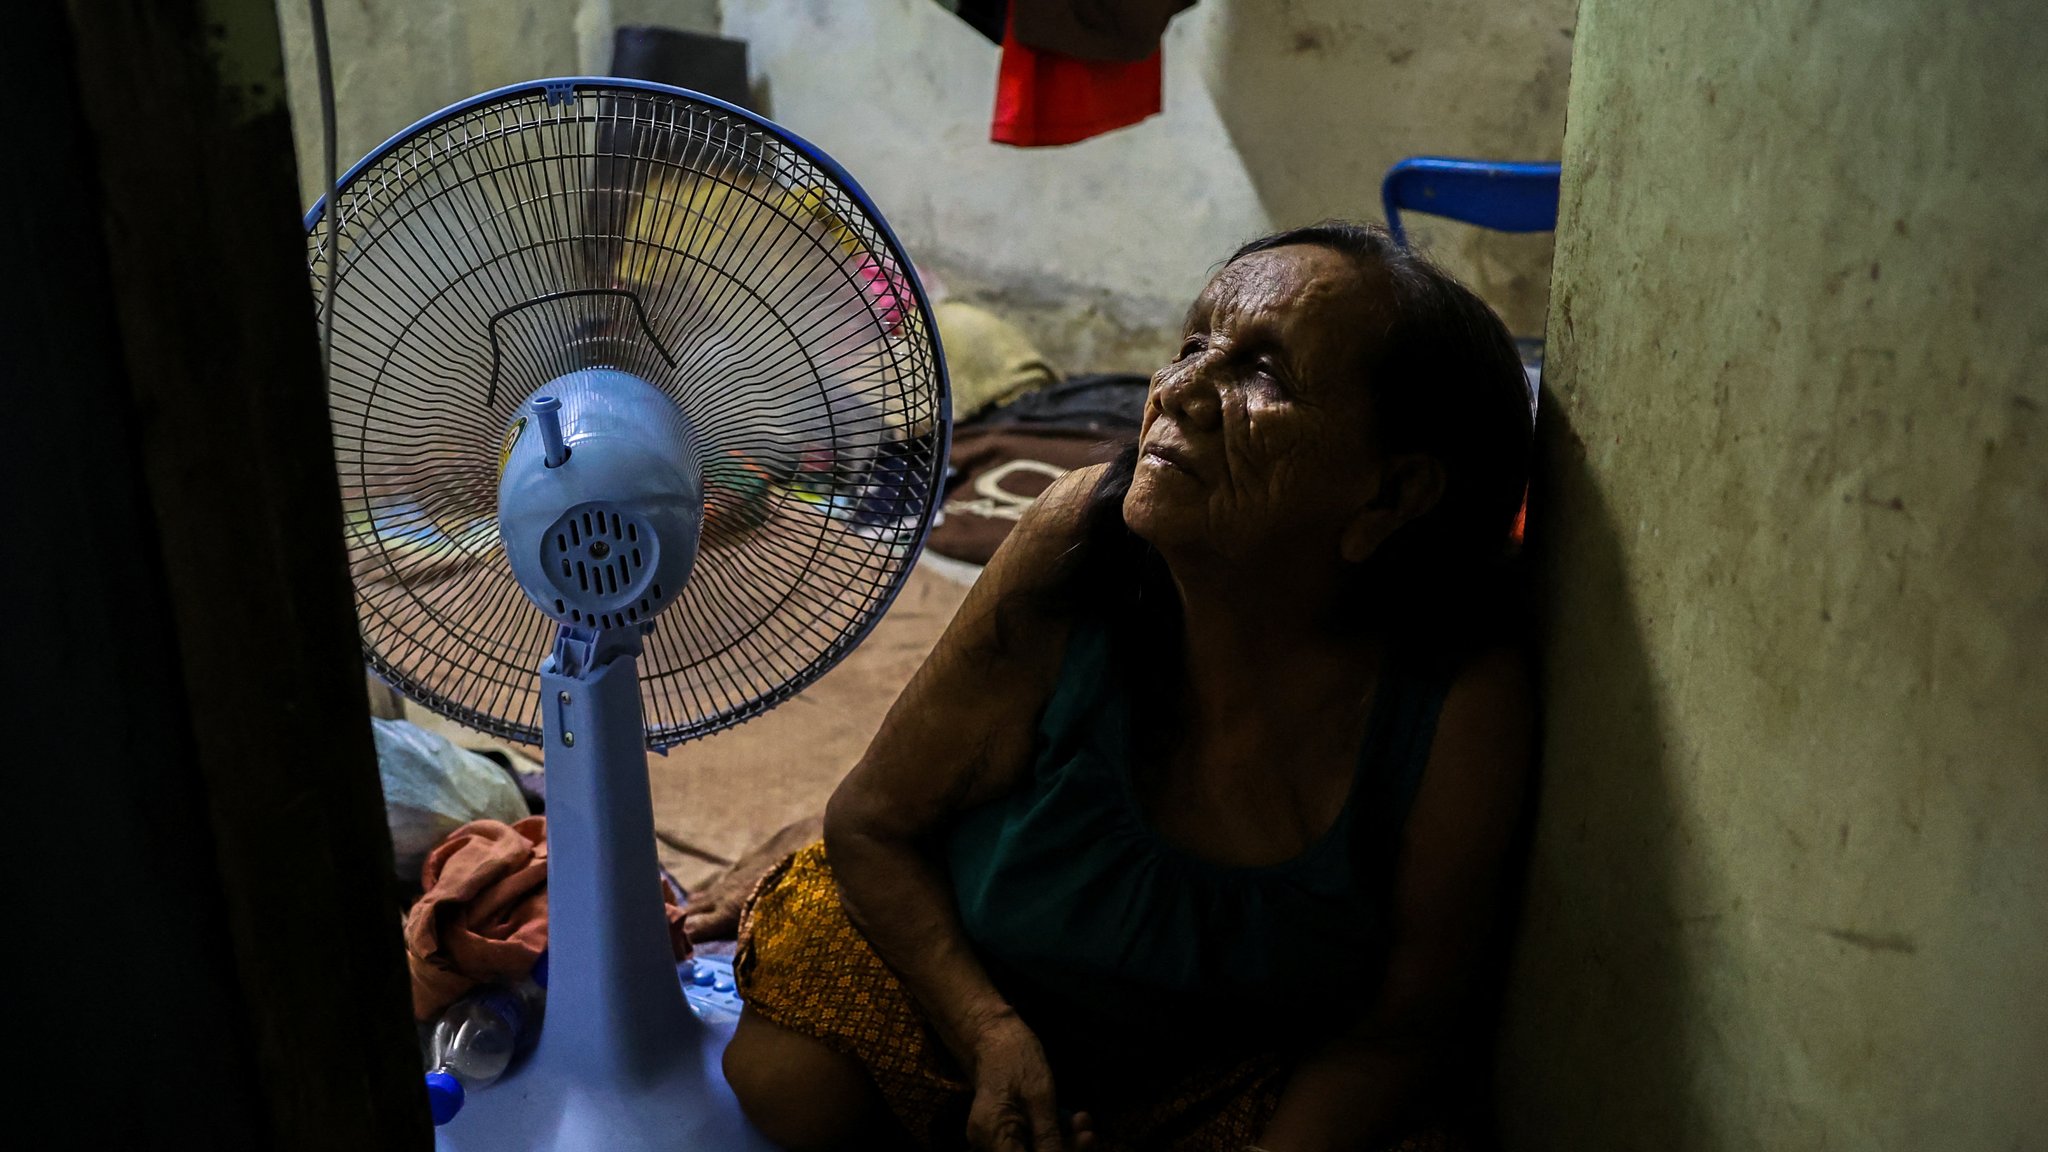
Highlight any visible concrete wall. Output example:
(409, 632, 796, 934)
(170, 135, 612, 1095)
(1499, 1, 2048, 1148)
(274, 0, 719, 208)
(726, 0, 1575, 370)
(278, 0, 1575, 372)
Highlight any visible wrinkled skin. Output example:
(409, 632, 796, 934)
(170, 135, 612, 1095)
(1126, 244, 1402, 576)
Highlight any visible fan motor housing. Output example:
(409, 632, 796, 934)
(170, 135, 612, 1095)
(498, 368, 703, 629)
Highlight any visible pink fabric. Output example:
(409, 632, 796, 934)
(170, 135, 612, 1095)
(403, 816, 691, 1020)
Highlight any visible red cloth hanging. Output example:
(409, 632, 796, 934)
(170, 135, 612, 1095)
(990, 13, 1163, 147)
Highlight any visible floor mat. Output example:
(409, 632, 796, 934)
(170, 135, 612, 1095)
(642, 560, 972, 890)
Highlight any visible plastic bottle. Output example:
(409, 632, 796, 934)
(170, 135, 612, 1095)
(423, 959, 546, 1126)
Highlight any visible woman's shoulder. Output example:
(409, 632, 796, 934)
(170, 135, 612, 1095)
(976, 462, 1111, 600)
(1424, 643, 1535, 794)
(1013, 463, 1110, 547)
(925, 461, 1113, 676)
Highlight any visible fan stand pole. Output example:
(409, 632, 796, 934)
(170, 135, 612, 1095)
(438, 626, 777, 1151)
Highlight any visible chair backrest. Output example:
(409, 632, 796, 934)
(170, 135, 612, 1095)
(1380, 157, 1562, 247)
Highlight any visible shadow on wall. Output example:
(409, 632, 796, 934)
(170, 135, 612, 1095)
(1203, 0, 1576, 338)
(1492, 390, 1708, 1150)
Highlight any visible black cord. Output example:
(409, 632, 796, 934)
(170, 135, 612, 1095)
(308, 0, 339, 381)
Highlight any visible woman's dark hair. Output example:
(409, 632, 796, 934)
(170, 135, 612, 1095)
(1036, 220, 1534, 668)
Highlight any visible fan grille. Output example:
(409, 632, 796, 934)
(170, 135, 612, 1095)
(310, 82, 947, 748)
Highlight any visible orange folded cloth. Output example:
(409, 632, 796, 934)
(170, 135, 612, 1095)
(404, 816, 692, 1019)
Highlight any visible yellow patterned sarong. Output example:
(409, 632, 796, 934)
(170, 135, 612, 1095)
(735, 842, 1462, 1151)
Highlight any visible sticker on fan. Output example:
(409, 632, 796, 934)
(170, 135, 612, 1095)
(499, 417, 527, 476)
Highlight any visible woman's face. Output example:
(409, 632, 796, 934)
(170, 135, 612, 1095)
(1124, 244, 1389, 569)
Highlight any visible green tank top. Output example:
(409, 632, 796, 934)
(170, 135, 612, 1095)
(946, 617, 1452, 1064)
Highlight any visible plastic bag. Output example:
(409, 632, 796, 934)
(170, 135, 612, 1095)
(375, 718, 530, 881)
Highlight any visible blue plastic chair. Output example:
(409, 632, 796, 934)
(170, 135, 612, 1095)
(1379, 157, 1561, 248)
(1381, 157, 1560, 406)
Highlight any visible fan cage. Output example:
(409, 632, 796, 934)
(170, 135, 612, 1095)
(309, 79, 950, 749)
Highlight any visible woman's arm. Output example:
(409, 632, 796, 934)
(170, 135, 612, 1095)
(824, 464, 1106, 1152)
(1254, 646, 1534, 1152)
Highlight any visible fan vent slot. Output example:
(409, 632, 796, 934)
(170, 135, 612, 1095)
(542, 503, 661, 624)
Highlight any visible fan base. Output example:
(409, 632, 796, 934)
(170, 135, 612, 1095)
(435, 1008, 777, 1152)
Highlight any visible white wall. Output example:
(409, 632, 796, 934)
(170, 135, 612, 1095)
(281, 0, 1576, 373)
(725, 0, 1576, 370)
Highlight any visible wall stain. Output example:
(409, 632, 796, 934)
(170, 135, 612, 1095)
(1822, 926, 1919, 955)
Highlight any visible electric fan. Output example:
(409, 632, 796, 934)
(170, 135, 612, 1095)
(306, 79, 948, 1150)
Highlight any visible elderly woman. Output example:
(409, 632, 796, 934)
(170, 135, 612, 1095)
(719, 223, 1535, 1152)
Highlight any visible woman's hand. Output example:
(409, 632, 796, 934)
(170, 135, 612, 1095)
(682, 814, 823, 943)
(965, 1015, 1078, 1152)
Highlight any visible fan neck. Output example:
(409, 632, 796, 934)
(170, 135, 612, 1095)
(544, 623, 646, 680)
